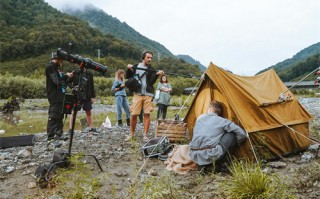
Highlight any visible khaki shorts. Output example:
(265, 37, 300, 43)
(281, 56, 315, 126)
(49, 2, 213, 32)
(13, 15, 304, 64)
(131, 94, 154, 115)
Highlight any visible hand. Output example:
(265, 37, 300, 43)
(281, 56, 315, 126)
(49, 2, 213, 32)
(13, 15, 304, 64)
(156, 70, 164, 75)
(91, 98, 94, 104)
(121, 84, 125, 88)
(66, 72, 73, 78)
(127, 64, 133, 69)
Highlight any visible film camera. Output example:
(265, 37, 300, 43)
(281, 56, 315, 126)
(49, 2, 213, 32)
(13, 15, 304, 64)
(57, 48, 107, 75)
(57, 48, 107, 115)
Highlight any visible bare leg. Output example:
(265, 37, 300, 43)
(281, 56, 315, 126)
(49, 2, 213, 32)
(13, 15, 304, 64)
(86, 110, 92, 128)
(130, 115, 138, 136)
(143, 113, 150, 136)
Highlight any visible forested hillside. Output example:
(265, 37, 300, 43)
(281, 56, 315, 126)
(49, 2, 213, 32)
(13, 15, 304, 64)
(176, 55, 207, 72)
(63, 6, 174, 58)
(63, 6, 208, 73)
(257, 42, 320, 81)
(0, 0, 202, 78)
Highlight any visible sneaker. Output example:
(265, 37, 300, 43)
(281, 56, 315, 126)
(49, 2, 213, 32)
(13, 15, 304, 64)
(125, 135, 134, 142)
(89, 128, 97, 132)
(143, 135, 149, 142)
(67, 129, 73, 136)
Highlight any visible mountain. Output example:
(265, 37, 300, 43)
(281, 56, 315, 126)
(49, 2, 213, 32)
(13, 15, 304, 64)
(63, 6, 205, 73)
(257, 42, 320, 81)
(0, 0, 202, 78)
(176, 55, 206, 72)
(0, 0, 141, 61)
(63, 5, 174, 58)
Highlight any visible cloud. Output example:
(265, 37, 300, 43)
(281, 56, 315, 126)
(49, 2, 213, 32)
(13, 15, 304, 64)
(45, 0, 320, 75)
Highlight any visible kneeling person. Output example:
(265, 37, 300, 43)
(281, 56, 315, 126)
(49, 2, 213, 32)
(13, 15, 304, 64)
(189, 100, 248, 173)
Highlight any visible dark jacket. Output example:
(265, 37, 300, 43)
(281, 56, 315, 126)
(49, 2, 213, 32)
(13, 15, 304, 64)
(126, 64, 158, 94)
(71, 70, 96, 100)
(45, 61, 68, 104)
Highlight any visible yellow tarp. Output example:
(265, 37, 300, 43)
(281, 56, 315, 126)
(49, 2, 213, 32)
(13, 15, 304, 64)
(185, 63, 313, 159)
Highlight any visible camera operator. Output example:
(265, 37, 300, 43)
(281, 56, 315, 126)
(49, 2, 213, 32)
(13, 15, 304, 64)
(45, 56, 73, 147)
(68, 68, 97, 133)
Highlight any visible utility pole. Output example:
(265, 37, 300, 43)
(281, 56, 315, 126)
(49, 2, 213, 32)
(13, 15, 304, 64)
(157, 52, 161, 66)
(97, 49, 100, 61)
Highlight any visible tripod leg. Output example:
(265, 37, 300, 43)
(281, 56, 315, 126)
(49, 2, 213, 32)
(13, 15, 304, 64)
(85, 154, 104, 172)
(68, 108, 78, 154)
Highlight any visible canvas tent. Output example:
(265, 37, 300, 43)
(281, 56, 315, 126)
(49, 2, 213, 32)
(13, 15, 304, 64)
(184, 63, 313, 160)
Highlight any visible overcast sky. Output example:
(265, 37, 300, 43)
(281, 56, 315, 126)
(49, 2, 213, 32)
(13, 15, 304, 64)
(45, 0, 319, 75)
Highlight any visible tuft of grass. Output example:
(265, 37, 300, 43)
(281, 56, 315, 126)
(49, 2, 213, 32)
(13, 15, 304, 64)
(218, 160, 295, 199)
(136, 172, 184, 199)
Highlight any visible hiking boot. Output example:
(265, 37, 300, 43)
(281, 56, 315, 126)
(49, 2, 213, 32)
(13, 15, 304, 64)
(118, 120, 123, 126)
(215, 164, 230, 174)
(215, 162, 230, 174)
(198, 164, 215, 175)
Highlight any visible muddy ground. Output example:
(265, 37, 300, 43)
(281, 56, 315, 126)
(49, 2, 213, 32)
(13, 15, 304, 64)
(0, 98, 319, 199)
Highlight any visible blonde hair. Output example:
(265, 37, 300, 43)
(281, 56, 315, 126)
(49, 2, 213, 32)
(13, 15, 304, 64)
(115, 69, 125, 81)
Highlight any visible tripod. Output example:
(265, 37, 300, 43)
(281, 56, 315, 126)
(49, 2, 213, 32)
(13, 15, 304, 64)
(45, 65, 103, 181)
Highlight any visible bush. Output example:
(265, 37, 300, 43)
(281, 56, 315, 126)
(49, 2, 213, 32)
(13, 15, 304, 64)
(0, 73, 201, 99)
(0, 73, 46, 98)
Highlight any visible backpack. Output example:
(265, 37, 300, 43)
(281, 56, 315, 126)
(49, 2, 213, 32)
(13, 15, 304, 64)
(125, 71, 146, 92)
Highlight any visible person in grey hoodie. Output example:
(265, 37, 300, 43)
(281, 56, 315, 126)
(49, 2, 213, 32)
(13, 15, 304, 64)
(189, 100, 248, 173)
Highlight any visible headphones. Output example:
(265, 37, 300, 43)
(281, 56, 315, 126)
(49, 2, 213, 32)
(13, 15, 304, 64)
(141, 50, 153, 60)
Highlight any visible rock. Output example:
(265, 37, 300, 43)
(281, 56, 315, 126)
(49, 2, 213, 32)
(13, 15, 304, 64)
(0, 130, 5, 134)
(308, 144, 320, 151)
(17, 149, 32, 158)
(114, 172, 121, 177)
(267, 161, 287, 168)
(27, 182, 37, 189)
(122, 171, 128, 177)
(49, 195, 63, 199)
(261, 167, 273, 174)
(23, 170, 33, 175)
(4, 166, 15, 174)
(301, 152, 315, 163)
(148, 169, 157, 176)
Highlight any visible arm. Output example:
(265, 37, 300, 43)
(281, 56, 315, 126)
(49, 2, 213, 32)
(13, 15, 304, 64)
(126, 64, 136, 79)
(112, 80, 124, 92)
(160, 83, 172, 92)
(148, 65, 164, 85)
(224, 121, 248, 145)
(45, 64, 72, 87)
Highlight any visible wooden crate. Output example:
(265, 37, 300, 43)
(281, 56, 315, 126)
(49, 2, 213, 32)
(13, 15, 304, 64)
(155, 120, 187, 142)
